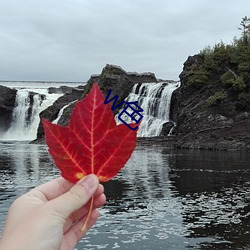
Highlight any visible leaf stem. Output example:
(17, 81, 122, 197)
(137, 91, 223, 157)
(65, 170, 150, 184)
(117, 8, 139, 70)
(80, 196, 94, 232)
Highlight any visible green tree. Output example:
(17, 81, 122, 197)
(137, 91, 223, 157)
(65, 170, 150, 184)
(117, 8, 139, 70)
(186, 16, 250, 112)
(206, 91, 228, 106)
(238, 16, 250, 44)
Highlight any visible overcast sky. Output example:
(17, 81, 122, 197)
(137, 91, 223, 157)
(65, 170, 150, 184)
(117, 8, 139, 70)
(0, 0, 249, 82)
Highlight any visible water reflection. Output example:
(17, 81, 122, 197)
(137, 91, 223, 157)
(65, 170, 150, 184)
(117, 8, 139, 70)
(83, 146, 188, 249)
(170, 150, 250, 249)
(0, 143, 250, 249)
(0, 142, 58, 230)
(0, 143, 57, 190)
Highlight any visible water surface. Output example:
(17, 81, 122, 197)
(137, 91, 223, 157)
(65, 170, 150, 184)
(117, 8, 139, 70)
(0, 142, 250, 249)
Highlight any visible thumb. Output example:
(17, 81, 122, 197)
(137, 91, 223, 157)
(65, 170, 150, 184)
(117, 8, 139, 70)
(47, 174, 99, 219)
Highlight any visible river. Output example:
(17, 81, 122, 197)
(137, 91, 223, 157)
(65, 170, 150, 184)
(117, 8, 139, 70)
(0, 142, 250, 249)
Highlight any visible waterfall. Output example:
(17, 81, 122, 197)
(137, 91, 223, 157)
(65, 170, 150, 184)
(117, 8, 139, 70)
(116, 81, 180, 137)
(1, 89, 62, 141)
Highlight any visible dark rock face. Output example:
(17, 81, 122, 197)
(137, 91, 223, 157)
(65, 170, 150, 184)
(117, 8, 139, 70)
(36, 87, 85, 139)
(26, 92, 46, 125)
(175, 55, 250, 151)
(159, 122, 175, 136)
(0, 85, 17, 132)
(169, 87, 181, 122)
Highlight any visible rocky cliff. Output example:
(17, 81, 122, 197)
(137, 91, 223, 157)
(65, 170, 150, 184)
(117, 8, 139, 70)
(174, 54, 250, 150)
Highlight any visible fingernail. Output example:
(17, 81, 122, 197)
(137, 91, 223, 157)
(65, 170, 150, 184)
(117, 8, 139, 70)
(78, 174, 98, 191)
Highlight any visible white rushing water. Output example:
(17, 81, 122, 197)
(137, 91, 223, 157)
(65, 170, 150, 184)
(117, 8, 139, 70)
(1, 88, 62, 141)
(116, 81, 180, 137)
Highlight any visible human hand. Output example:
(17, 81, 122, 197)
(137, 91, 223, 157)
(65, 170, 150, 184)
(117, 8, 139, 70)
(0, 174, 106, 250)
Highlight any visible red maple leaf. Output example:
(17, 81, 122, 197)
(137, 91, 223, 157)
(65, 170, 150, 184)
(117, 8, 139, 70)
(42, 82, 139, 183)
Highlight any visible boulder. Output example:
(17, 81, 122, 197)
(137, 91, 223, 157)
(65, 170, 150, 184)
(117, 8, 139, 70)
(159, 122, 175, 136)
(0, 85, 17, 132)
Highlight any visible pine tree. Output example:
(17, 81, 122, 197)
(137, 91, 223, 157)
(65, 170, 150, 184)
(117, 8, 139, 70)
(238, 16, 250, 44)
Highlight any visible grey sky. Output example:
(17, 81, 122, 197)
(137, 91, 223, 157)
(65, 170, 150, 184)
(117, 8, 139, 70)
(0, 0, 249, 82)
